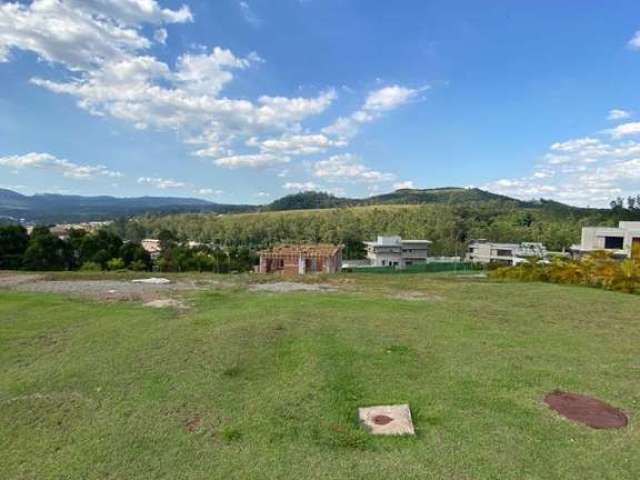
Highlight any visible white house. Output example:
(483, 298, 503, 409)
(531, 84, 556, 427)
(363, 236, 431, 268)
(572, 221, 640, 258)
(466, 240, 547, 265)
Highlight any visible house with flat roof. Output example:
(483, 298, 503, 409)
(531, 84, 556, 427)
(466, 240, 547, 265)
(571, 221, 640, 258)
(363, 236, 431, 269)
(258, 244, 343, 274)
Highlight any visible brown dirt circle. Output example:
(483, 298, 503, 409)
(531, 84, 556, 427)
(373, 415, 394, 425)
(544, 390, 628, 429)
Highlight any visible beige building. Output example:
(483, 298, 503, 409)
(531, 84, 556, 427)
(364, 236, 431, 268)
(572, 221, 640, 258)
(466, 240, 547, 265)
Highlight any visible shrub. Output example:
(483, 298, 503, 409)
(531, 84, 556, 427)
(80, 261, 102, 271)
(106, 258, 125, 271)
(129, 259, 149, 271)
(490, 251, 640, 294)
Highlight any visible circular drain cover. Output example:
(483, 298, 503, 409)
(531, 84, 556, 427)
(544, 390, 628, 429)
(373, 415, 394, 425)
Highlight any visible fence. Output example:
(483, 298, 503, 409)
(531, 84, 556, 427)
(346, 262, 479, 274)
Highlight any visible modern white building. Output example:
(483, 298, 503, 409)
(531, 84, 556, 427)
(466, 240, 547, 265)
(364, 235, 431, 268)
(572, 221, 640, 258)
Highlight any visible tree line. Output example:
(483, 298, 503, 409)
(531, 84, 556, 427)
(0, 225, 256, 272)
(117, 201, 640, 257)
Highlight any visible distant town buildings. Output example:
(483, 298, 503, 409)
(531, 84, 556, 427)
(258, 244, 343, 274)
(364, 236, 432, 269)
(572, 221, 640, 258)
(29, 221, 112, 239)
(141, 239, 162, 259)
(466, 240, 547, 265)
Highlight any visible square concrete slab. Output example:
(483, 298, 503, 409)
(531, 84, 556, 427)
(358, 404, 415, 435)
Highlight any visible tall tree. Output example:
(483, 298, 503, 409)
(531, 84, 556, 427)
(0, 225, 29, 269)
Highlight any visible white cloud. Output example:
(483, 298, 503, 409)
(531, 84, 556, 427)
(483, 135, 640, 207)
(68, 0, 193, 25)
(137, 176, 186, 189)
(393, 180, 416, 190)
(323, 84, 426, 139)
(238, 1, 261, 27)
(175, 47, 259, 95)
(197, 188, 223, 197)
(0, 0, 189, 69)
(213, 153, 290, 168)
(247, 133, 346, 156)
(312, 153, 395, 183)
(608, 109, 631, 121)
(1, 1, 337, 170)
(153, 28, 168, 45)
(363, 85, 423, 112)
(283, 181, 317, 192)
(605, 122, 640, 139)
(0, 152, 121, 179)
(628, 31, 640, 50)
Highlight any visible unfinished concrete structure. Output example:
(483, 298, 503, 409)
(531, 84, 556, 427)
(258, 244, 343, 274)
(572, 221, 640, 258)
(466, 240, 547, 265)
(364, 235, 432, 269)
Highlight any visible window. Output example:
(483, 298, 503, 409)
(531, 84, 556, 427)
(604, 236, 624, 249)
(496, 249, 512, 257)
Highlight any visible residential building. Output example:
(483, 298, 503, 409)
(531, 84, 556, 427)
(141, 239, 162, 259)
(466, 240, 547, 265)
(258, 244, 343, 274)
(571, 221, 640, 258)
(363, 236, 431, 268)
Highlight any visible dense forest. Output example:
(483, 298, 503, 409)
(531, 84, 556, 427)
(113, 200, 640, 257)
(0, 225, 255, 273)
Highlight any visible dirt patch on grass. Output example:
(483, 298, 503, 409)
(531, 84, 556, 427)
(544, 390, 628, 429)
(184, 416, 203, 432)
(250, 281, 337, 293)
(391, 291, 443, 302)
(143, 299, 188, 309)
(0, 272, 45, 288)
(12, 280, 180, 302)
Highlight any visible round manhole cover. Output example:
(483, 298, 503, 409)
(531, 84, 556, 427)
(544, 390, 628, 429)
(372, 414, 394, 425)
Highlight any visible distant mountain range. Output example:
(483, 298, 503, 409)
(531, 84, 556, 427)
(0, 187, 590, 224)
(0, 189, 249, 224)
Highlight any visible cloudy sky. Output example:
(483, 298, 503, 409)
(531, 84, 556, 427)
(1, 0, 640, 206)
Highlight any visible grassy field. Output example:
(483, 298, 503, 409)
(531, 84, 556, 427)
(1, 273, 639, 479)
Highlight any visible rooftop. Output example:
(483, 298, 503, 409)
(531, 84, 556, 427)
(258, 244, 343, 257)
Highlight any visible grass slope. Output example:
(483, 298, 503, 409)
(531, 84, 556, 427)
(1, 274, 639, 479)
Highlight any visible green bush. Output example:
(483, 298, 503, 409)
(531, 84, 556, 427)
(490, 252, 640, 294)
(129, 259, 149, 271)
(80, 261, 102, 272)
(106, 258, 125, 271)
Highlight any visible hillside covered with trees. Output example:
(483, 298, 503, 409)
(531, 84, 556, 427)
(122, 199, 640, 257)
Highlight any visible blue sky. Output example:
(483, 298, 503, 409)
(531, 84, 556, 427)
(2, 0, 640, 206)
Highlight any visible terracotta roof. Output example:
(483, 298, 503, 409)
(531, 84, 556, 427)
(258, 243, 343, 257)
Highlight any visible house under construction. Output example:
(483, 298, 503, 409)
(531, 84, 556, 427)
(258, 244, 343, 274)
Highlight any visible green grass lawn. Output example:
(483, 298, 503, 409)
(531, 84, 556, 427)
(1, 274, 639, 479)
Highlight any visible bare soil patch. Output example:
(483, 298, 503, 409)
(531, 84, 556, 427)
(184, 416, 203, 432)
(544, 390, 628, 429)
(391, 291, 443, 302)
(12, 280, 180, 302)
(250, 281, 336, 293)
(143, 299, 188, 309)
(0, 273, 45, 288)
